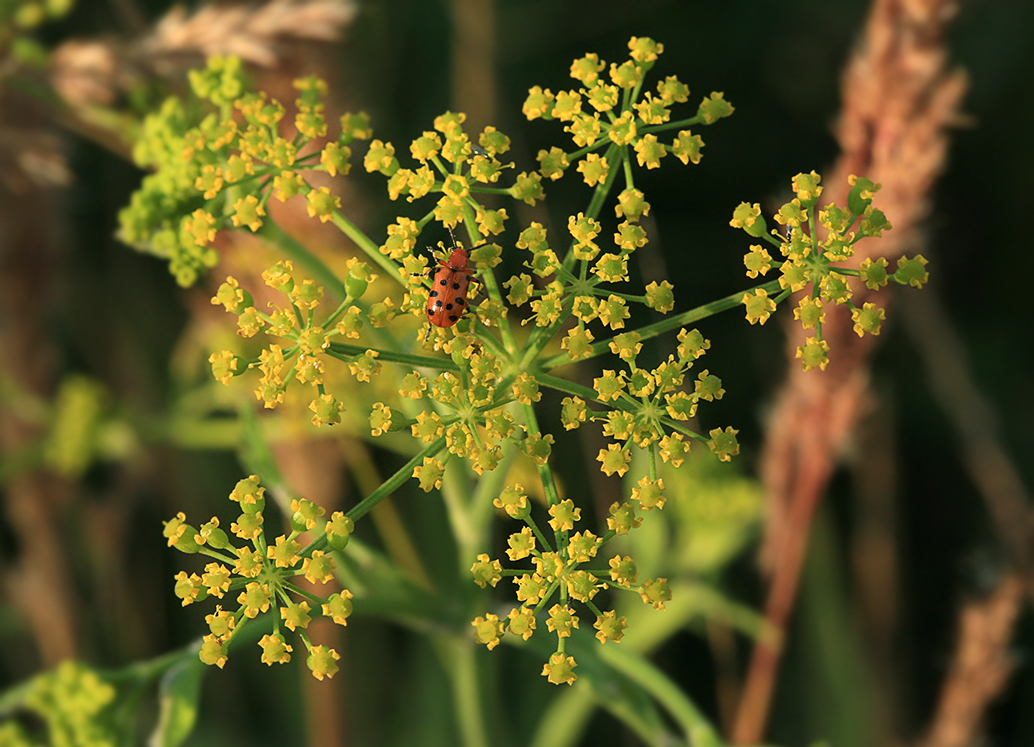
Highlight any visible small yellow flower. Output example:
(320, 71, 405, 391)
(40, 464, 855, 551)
(199, 635, 228, 668)
(232, 475, 265, 513)
(506, 527, 536, 561)
(548, 499, 581, 532)
(259, 634, 293, 665)
(542, 652, 578, 685)
(323, 590, 355, 625)
(512, 373, 541, 404)
(231, 195, 267, 232)
(744, 245, 773, 278)
(494, 484, 529, 519)
(472, 614, 505, 650)
(552, 90, 582, 121)
(796, 336, 830, 371)
(281, 601, 312, 631)
(743, 288, 777, 325)
(267, 535, 302, 568)
(546, 604, 579, 638)
(570, 53, 604, 85)
(851, 302, 886, 337)
(206, 606, 236, 639)
(523, 86, 556, 120)
(209, 350, 239, 385)
(302, 551, 336, 584)
(306, 645, 340, 681)
(576, 152, 609, 186)
(306, 186, 341, 223)
(507, 607, 536, 640)
(471, 554, 503, 588)
(413, 456, 445, 492)
(597, 444, 631, 477)
(634, 134, 665, 168)
(794, 296, 825, 329)
(237, 581, 272, 618)
(631, 476, 666, 511)
(321, 142, 351, 177)
(596, 295, 629, 329)
(594, 610, 628, 643)
(708, 426, 740, 462)
(185, 208, 218, 247)
(603, 110, 636, 145)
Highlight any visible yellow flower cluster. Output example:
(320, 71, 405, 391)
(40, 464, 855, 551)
(164, 476, 355, 680)
(119, 57, 373, 287)
(470, 478, 675, 684)
(0, 661, 117, 746)
(181, 38, 744, 686)
(734, 172, 923, 370)
(523, 36, 732, 184)
(209, 258, 379, 426)
(142, 34, 902, 690)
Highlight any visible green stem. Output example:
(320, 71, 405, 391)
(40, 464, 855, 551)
(597, 644, 727, 747)
(345, 437, 446, 524)
(521, 403, 562, 508)
(255, 219, 346, 297)
(107, 644, 196, 685)
(529, 685, 596, 747)
(517, 297, 576, 371)
(640, 114, 704, 134)
(435, 636, 490, 747)
(460, 207, 517, 354)
(532, 372, 707, 443)
(467, 433, 521, 559)
(325, 342, 460, 372)
(439, 455, 478, 568)
(538, 278, 782, 370)
(329, 210, 405, 286)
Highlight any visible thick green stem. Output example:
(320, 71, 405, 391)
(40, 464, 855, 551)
(434, 635, 490, 747)
(439, 455, 478, 567)
(529, 686, 596, 747)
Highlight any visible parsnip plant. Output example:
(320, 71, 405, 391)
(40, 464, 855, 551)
(118, 36, 925, 696)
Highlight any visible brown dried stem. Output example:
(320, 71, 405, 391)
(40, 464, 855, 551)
(897, 256, 1032, 747)
(44, 0, 359, 158)
(918, 574, 1024, 747)
(731, 0, 967, 742)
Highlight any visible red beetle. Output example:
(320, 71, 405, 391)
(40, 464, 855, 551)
(425, 233, 476, 328)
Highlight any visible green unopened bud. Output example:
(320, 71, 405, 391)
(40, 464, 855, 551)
(230, 475, 266, 514)
(370, 403, 409, 437)
(164, 512, 200, 553)
(345, 262, 371, 299)
(291, 498, 325, 533)
(197, 518, 231, 550)
(848, 175, 880, 215)
(326, 511, 354, 551)
(730, 202, 767, 238)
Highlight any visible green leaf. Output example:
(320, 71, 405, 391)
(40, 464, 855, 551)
(149, 649, 207, 747)
(238, 401, 285, 487)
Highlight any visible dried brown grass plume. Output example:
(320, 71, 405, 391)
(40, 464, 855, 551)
(732, 0, 968, 742)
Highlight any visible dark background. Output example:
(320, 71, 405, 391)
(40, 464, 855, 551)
(4, 0, 1033, 744)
